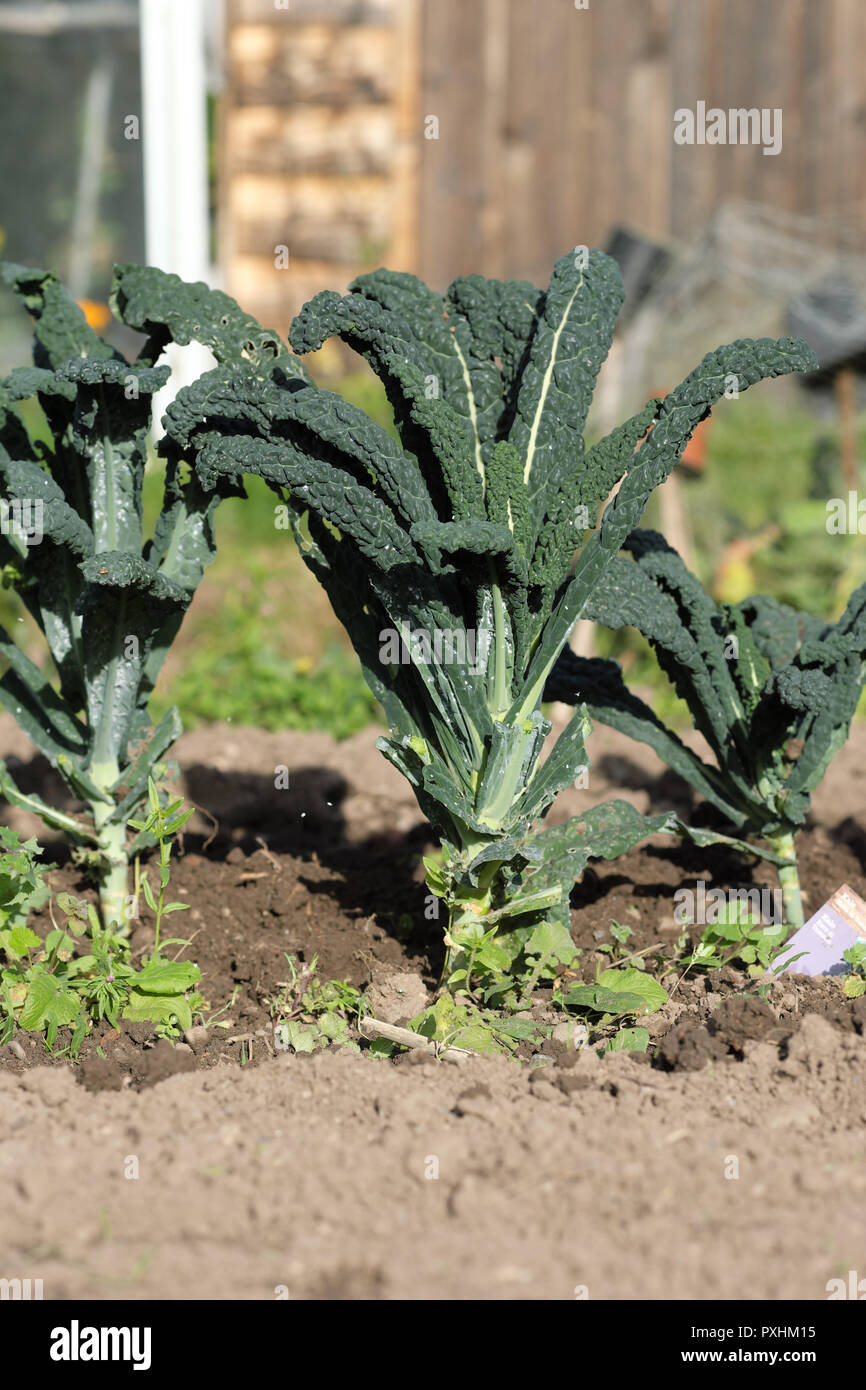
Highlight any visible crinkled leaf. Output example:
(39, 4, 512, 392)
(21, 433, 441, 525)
(59, 359, 169, 556)
(290, 288, 481, 520)
(1, 263, 117, 368)
(410, 517, 528, 586)
(509, 248, 623, 529)
(195, 433, 418, 573)
(77, 553, 189, 765)
(515, 335, 817, 717)
(544, 649, 746, 822)
(520, 800, 679, 902)
(0, 622, 88, 762)
(111, 263, 303, 372)
(532, 397, 661, 598)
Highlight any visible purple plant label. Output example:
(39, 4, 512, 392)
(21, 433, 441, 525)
(778, 883, 866, 977)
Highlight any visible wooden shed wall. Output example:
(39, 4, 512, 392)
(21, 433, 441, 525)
(221, 0, 866, 322)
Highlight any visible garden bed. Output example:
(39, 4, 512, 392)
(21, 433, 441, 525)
(1, 715, 865, 1299)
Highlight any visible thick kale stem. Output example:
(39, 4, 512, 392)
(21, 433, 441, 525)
(93, 816, 130, 935)
(88, 759, 130, 935)
(768, 830, 803, 929)
(439, 858, 501, 991)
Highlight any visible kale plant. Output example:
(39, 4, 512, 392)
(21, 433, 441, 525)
(0, 263, 275, 928)
(161, 247, 813, 991)
(545, 524, 864, 928)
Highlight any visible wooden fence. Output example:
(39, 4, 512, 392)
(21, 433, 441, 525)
(221, 0, 866, 325)
(220, 0, 419, 336)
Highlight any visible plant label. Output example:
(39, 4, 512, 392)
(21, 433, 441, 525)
(777, 883, 866, 976)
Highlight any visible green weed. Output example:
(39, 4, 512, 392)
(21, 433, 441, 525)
(842, 942, 866, 999)
(0, 785, 205, 1056)
(265, 953, 368, 1054)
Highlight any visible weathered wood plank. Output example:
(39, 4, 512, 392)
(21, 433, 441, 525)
(478, 0, 508, 278)
(564, 0, 596, 249)
(231, 254, 362, 304)
(226, 105, 393, 176)
(221, 0, 866, 318)
(669, 0, 705, 239)
(601, 0, 646, 244)
(229, 22, 394, 106)
(417, 0, 487, 289)
(724, 0, 760, 211)
(229, 172, 390, 262)
(500, 0, 580, 280)
(623, 0, 673, 245)
(773, 0, 807, 215)
(829, 0, 864, 240)
(389, 0, 421, 270)
(500, 0, 538, 277)
(752, 0, 795, 214)
(800, 0, 826, 220)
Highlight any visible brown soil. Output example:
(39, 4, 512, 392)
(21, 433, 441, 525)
(1, 713, 866, 1299)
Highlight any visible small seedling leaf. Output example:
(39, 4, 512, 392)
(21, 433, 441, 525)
(3, 925, 41, 957)
(605, 1026, 651, 1053)
(597, 967, 667, 1015)
(133, 958, 200, 995)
